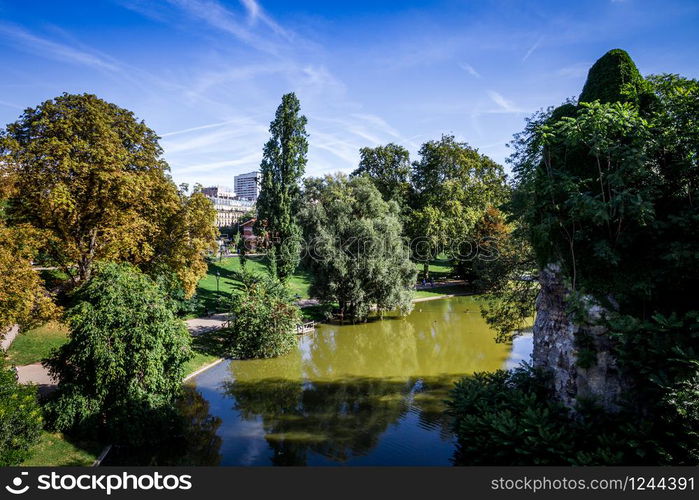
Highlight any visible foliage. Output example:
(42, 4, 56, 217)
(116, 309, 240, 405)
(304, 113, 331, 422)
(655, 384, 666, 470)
(43, 262, 192, 446)
(578, 49, 645, 105)
(0, 223, 58, 331)
(500, 49, 699, 461)
(257, 92, 308, 282)
(351, 143, 411, 207)
(0, 355, 42, 466)
(448, 365, 698, 465)
(146, 191, 218, 297)
(300, 175, 417, 320)
(408, 135, 508, 277)
(0, 93, 216, 294)
(223, 271, 300, 359)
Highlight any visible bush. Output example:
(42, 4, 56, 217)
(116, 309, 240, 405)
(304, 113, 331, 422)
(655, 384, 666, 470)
(43, 262, 192, 446)
(224, 272, 300, 359)
(0, 356, 42, 465)
(447, 365, 699, 465)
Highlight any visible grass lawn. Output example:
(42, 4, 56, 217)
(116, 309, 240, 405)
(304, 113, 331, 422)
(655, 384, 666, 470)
(22, 432, 103, 467)
(195, 256, 312, 314)
(413, 284, 469, 299)
(415, 255, 454, 280)
(183, 350, 220, 378)
(6, 322, 69, 365)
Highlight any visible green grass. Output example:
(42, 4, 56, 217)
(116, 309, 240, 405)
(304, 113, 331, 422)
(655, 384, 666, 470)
(415, 255, 454, 280)
(22, 432, 103, 467)
(183, 350, 220, 378)
(195, 256, 312, 314)
(413, 284, 469, 299)
(6, 322, 69, 365)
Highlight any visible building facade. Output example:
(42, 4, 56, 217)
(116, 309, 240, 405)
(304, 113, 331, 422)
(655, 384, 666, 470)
(205, 195, 255, 228)
(233, 171, 260, 201)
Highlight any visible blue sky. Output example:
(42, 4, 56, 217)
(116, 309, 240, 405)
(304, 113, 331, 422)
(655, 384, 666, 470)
(0, 0, 698, 187)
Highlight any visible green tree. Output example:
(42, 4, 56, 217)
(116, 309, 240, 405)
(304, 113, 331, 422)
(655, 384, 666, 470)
(409, 135, 508, 277)
(351, 143, 411, 206)
(1, 93, 216, 294)
(0, 355, 42, 466)
(224, 272, 300, 359)
(43, 262, 192, 445)
(300, 175, 417, 321)
(257, 92, 308, 282)
(467, 49, 699, 463)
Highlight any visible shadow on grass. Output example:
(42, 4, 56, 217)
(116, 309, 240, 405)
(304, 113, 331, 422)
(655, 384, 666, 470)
(191, 330, 230, 359)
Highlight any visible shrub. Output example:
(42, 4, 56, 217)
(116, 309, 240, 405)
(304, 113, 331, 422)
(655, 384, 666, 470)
(224, 272, 300, 359)
(448, 366, 699, 465)
(43, 262, 192, 446)
(0, 355, 42, 465)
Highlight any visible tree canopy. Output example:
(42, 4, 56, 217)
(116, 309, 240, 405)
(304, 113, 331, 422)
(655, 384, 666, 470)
(257, 92, 308, 282)
(351, 143, 411, 207)
(43, 262, 192, 445)
(300, 174, 417, 320)
(223, 272, 300, 359)
(0, 93, 216, 295)
(408, 135, 508, 276)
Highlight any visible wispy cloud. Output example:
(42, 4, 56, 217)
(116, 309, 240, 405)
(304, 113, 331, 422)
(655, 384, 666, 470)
(0, 23, 119, 71)
(239, 0, 290, 39)
(522, 35, 544, 62)
(459, 62, 482, 78)
(486, 90, 527, 113)
(163, 0, 290, 55)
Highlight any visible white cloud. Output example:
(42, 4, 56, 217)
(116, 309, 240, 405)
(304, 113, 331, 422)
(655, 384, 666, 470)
(487, 90, 518, 112)
(459, 62, 481, 78)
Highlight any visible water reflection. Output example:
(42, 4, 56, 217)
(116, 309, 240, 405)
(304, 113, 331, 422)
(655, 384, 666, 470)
(102, 385, 223, 466)
(185, 296, 532, 466)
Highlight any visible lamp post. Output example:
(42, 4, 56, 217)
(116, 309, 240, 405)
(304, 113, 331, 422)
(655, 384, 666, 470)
(216, 270, 220, 294)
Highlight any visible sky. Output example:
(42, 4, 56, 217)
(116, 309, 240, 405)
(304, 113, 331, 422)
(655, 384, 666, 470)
(0, 0, 698, 187)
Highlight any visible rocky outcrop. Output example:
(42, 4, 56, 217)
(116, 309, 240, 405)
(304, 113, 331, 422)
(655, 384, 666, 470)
(532, 264, 628, 412)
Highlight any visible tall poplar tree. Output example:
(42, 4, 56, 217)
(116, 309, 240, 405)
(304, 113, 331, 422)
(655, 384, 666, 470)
(257, 93, 308, 282)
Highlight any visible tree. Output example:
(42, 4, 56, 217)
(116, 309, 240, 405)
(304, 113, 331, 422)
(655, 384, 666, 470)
(43, 262, 192, 445)
(147, 191, 218, 297)
(469, 49, 699, 463)
(224, 272, 300, 359)
(256, 93, 308, 282)
(0, 223, 57, 331)
(408, 135, 508, 277)
(300, 175, 417, 321)
(351, 143, 411, 206)
(0, 93, 216, 294)
(0, 355, 42, 466)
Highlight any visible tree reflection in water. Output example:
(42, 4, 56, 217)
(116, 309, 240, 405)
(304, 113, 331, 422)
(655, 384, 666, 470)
(102, 385, 223, 466)
(223, 375, 456, 466)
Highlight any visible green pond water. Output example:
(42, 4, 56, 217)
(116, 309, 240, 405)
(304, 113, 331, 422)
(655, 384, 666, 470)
(108, 295, 531, 466)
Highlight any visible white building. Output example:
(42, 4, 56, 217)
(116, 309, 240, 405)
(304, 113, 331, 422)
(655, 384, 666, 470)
(234, 171, 260, 201)
(206, 196, 255, 228)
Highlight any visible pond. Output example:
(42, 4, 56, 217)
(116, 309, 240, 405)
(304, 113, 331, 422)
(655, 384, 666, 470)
(102, 295, 532, 466)
(179, 295, 532, 466)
